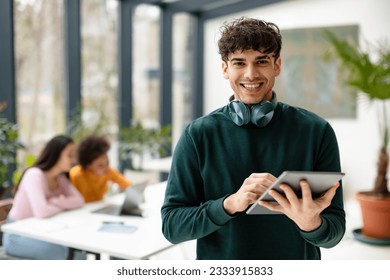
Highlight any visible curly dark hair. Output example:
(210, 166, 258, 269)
(77, 135, 110, 169)
(218, 17, 282, 62)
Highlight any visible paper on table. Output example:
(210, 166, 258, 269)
(98, 223, 138, 234)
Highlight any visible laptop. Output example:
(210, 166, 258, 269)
(92, 181, 148, 217)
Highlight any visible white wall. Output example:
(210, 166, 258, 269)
(203, 0, 390, 200)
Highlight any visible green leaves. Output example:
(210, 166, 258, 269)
(324, 31, 390, 193)
(119, 121, 172, 170)
(323, 30, 390, 101)
(324, 31, 390, 150)
(0, 104, 24, 189)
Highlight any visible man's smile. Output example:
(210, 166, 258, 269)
(241, 82, 264, 90)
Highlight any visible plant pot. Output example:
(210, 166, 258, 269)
(356, 192, 390, 239)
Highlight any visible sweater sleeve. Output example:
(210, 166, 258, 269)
(22, 168, 65, 218)
(299, 123, 346, 248)
(49, 175, 85, 210)
(108, 168, 132, 189)
(161, 129, 236, 244)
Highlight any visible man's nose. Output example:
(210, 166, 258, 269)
(244, 64, 260, 80)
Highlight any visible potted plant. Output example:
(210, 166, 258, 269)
(0, 102, 24, 199)
(324, 31, 390, 240)
(118, 121, 171, 172)
(0, 102, 24, 244)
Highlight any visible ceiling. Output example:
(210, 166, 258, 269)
(132, 0, 287, 19)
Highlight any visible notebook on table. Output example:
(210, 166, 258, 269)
(92, 181, 148, 217)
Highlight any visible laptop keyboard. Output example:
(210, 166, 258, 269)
(93, 205, 121, 215)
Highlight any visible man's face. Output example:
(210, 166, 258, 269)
(222, 49, 281, 105)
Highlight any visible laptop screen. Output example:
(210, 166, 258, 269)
(120, 181, 148, 214)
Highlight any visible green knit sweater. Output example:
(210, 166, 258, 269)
(161, 101, 345, 260)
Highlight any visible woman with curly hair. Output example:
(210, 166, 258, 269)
(70, 135, 133, 203)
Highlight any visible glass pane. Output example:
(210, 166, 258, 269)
(132, 8, 194, 146)
(172, 13, 194, 145)
(80, 0, 118, 141)
(133, 5, 160, 128)
(14, 0, 66, 163)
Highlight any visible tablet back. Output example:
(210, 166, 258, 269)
(246, 171, 345, 215)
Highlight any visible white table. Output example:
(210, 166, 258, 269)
(1, 181, 173, 260)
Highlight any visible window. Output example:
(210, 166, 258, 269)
(15, 0, 66, 159)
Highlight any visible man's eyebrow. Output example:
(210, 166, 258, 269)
(230, 57, 245, 62)
(229, 55, 271, 62)
(256, 55, 271, 60)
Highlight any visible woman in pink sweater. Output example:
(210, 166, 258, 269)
(2, 135, 85, 259)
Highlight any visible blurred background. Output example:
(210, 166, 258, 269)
(2, 0, 388, 198)
(1, 0, 390, 259)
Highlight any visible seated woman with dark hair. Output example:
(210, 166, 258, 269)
(2, 135, 85, 260)
(70, 135, 133, 203)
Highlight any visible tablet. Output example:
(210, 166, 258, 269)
(246, 171, 345, 215)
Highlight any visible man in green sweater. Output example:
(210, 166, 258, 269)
(161, 17, 345, 259)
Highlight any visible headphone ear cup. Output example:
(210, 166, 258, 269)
(251, 101, 275, 127)
(228, 100, 251, 126)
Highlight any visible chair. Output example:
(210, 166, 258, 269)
(0, 198, 20, 259)
(0, 198, 13, 246)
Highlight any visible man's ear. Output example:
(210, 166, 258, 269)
(274, 57, 282, 76)
(222, 61, 229, 79)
